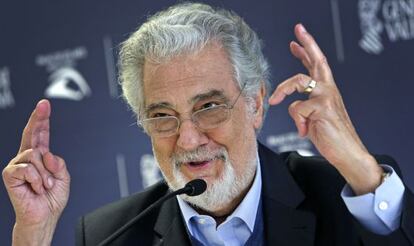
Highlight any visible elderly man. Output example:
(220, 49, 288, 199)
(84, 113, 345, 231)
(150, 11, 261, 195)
(3, 3, 413, 246)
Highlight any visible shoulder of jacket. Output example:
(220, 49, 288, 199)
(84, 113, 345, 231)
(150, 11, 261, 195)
(81, 180, 169, 229)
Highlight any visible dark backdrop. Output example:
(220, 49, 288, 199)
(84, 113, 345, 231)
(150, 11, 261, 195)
(1, 0, 413, 245)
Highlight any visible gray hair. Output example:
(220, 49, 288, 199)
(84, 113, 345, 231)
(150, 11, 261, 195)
(119, 2, 271, 122)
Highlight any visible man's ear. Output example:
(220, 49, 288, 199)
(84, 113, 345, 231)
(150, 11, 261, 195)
(253, 83, 266, 130)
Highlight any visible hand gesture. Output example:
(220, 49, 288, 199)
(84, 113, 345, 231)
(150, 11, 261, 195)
(269, 24, 383, 195)
(2, 99, 70, 245)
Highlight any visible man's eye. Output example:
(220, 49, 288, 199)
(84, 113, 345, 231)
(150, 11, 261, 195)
(201, 102, 221, 110)
(151, 112, 170, 118)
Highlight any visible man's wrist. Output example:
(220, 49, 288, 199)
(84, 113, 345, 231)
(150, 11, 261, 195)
(337, 153, 384, 195)
(13, 221, 57, 246)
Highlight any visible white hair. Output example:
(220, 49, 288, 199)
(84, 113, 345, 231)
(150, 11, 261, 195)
(119, 2, 271, 123)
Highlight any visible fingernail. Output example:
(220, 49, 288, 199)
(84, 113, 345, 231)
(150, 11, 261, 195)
(48, 177, 54, 188)
(299, 24, 307, 33)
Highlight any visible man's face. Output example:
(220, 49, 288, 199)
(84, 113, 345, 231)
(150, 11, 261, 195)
(142, 43, 263, 213)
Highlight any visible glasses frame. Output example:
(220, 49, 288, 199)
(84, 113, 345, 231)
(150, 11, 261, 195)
(139, 83, 246, 138)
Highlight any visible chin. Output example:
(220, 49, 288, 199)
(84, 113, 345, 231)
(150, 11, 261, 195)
(155, 144, 257, 212)
(171, 156, 256, 213)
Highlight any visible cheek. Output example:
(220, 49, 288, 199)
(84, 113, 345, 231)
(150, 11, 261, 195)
(152, 136, 176, 156)
(228, 109, 258, 167)
(151, 137, 176, 176)
(229, 106, 256, 140)
(209, 107, 257, 159)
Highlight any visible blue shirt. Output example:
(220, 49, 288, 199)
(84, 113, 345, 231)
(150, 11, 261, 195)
(177, 159, 405, 245)
(342, 164, 405, 235)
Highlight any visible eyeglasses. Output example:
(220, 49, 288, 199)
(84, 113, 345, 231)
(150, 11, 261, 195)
(139, 84, 246, 138)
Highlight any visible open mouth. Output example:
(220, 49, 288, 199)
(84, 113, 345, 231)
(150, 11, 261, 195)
(183, 157, 220, 170)
(178, 154, 225, 172)
(188, 160, 210, 167)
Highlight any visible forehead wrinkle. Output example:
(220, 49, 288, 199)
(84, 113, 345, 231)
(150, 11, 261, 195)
(148, 75, 205, 92)
(143, 76, 201, 114)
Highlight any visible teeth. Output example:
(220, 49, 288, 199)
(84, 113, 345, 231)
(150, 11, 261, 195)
(189, 159, 210, 163)
(183, 157, 217, 166)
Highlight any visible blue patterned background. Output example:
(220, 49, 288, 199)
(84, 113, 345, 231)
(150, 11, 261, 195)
(1, 0, 413, 245)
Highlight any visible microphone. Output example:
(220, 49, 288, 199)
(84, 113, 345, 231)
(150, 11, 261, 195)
(98, 179, 207, 246)
(182, 178, 207, 196)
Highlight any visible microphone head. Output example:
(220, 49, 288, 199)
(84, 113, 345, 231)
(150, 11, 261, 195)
(184, 179, 207, 196)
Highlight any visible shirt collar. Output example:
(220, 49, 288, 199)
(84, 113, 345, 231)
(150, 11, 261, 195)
(177, 153, 262, 233)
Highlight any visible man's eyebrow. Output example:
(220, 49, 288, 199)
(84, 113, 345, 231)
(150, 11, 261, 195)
(189, 89, 228, 104)
(144, 90, 228, 115)
(144, 102, 174, 115)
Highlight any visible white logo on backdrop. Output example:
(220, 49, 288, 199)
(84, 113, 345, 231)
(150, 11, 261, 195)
(36, 47, 91, 100)
(140, 154, 162, 188)
(358, 0, 414, 54)
(45, 67, 91, 100)
(0, 67, 15, 109)
(266, 132, 314, 156)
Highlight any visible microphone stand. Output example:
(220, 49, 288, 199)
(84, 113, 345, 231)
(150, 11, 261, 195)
(98, 179, 206, 246)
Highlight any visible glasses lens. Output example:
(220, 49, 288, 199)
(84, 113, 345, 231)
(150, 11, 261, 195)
(142, 117, 178, 137)
(193, 105, 230, 130)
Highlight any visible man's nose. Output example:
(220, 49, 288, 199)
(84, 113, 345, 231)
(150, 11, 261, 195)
(176, 119, 209, 151)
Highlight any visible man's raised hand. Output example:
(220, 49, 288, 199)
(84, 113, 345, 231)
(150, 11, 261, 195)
(268, 24, 383, 195)
(2, 99, 70, 245)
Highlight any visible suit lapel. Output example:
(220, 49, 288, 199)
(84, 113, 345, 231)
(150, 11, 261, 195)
(259, 143, 316, 246)
(153, 196, 192, 246)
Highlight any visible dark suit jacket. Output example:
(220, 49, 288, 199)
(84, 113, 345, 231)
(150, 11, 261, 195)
(76, 143, 414, 245)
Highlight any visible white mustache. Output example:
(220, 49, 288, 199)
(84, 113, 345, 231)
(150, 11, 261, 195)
(172, 146, 227, 168)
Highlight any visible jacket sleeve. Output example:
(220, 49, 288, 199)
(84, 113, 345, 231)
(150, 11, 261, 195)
(353, 154, 414, 245)
(354, 189, 414, 245)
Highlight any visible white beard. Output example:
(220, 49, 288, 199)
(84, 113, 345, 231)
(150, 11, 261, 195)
(154, 145, 257, 213)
